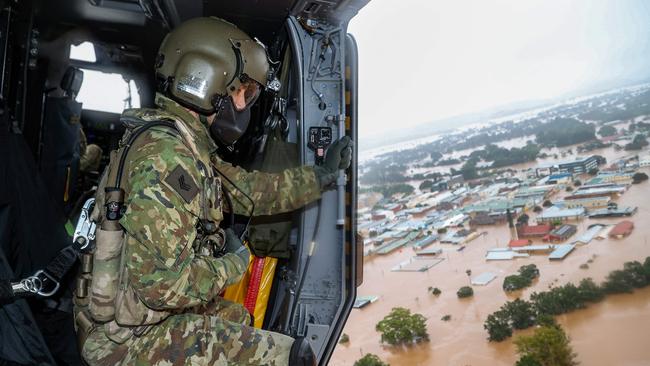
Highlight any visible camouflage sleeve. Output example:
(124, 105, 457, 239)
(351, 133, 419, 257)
(119, 127, 248, 310)
(212, 157, 321, 217)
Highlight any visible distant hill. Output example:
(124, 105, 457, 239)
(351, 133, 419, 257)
(361, 99, 552, 151)
(361, 77, 650, 152)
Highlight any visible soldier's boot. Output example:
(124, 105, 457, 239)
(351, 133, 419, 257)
(289, 337, 316, 366)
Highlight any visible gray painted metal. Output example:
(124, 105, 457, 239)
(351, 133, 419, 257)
(266, 16, 358, 364)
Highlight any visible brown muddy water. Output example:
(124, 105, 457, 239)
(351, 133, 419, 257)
(332, 169, 650, 365)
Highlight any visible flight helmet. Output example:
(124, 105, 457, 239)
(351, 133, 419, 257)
(155, 17, 279, 115)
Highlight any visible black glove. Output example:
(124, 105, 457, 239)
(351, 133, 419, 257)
(224, 228, 250, 264)
(313, 136, 352, 190)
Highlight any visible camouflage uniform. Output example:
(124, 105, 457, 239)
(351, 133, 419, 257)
(81, 93, 321, 365)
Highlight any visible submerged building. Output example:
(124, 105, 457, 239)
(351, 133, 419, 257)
(609, 221, 634, 239)
(544, 224, 577, 242)
(535, 155, 603, 177)
(537, 206, 585, 223)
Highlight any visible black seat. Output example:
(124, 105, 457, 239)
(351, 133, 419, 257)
(39, 66, 85, 215)
(60, 66, 84, 99)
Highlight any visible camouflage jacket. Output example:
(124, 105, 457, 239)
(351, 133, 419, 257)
(112, 94, 320, 327)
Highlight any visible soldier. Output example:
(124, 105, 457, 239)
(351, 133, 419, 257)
(79, 128, 103, 173)
(76, 17, 351, 365)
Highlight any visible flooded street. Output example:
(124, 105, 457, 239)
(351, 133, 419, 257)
(332, 165, 650, 365)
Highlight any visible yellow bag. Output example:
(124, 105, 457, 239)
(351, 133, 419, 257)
(223, 255, 278, 328)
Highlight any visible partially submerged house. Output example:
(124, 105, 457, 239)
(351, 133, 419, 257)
(412, 235, 438, 250)
(556, 196, 611, 209)
(588, 207, 638, 218)
(548, 244, 576, 260)
(575, 225, 603, 245)
(537, 206, 585, 223)
(609, 220, 634, 239)
(517, 224, 553, 238)
(544, 224, 577, 243)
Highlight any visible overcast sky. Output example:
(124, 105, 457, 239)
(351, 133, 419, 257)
(348, 0, 650, 143)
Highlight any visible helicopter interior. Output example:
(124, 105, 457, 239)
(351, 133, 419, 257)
(0, 0, 366, 365)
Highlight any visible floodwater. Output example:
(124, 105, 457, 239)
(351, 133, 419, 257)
(332, 162, 650, 365)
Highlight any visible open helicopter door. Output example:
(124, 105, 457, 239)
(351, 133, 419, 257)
(262, 1, 367, 363)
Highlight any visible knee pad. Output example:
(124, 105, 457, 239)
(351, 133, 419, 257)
(289, 337, 316, 366)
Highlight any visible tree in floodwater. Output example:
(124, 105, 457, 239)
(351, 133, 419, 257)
(517, 213, 530, 226)
(484, 309, 512, 341)
(632, 172, 648, 184)
(601, 269, 636, 294)
(598, 125, 617, 137)
(354, 353, 389, 366)
(624, 134, 649, 150)
(503, 264, 539, 292)
(514, 324, 578, 366)
(576, 278, 605, 303)
(375, 307, 429, 346)
(503, 274, 530, 292)
(516, 355, 543, 366)
(457, 286, 474, 298)
(503, 298, 536, 330)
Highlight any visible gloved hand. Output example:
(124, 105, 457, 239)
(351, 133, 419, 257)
(313, 136, 352, 190)
(224, 228, 250, 264)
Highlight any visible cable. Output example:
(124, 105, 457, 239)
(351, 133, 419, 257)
(221, 185, 236, 228)
(287, 198, 323, 334)
(115, 121, 177, 188)
(213, 165, 256, 240)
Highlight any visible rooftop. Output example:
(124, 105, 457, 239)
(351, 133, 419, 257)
(518, 224, 552, 236)
(375, 232, 419, 255)
(569, 185, 627, 197)
(511, 245, 554, 252)
(508, 239, 532, 247)
(558, 155, 597, 166)
(588, 207, 638, 218)
(353, 295, 379, 309)
(485, 250, 530, 261)
(548, 244, 576, 260)
(551, 224, 577, 237)
(416, 247, 443, 256)
(610, 220, 634, 237)
(575, 225, 603, 244)
(391, 257, 444, 272)
(538, 206, 585, 219)
(412, 235, 438, 250)
(471, 272, 498, 286)
(548, 173, 573, 179)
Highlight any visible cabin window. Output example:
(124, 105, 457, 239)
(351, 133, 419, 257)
(69, 41, 96, 62)
(76, 69, 141, 113)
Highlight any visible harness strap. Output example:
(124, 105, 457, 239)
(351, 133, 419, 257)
(5, 121, 181, 302)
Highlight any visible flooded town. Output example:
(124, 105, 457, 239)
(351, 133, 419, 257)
(3, 1, 650, 365)
(332, 85, 650, 366)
